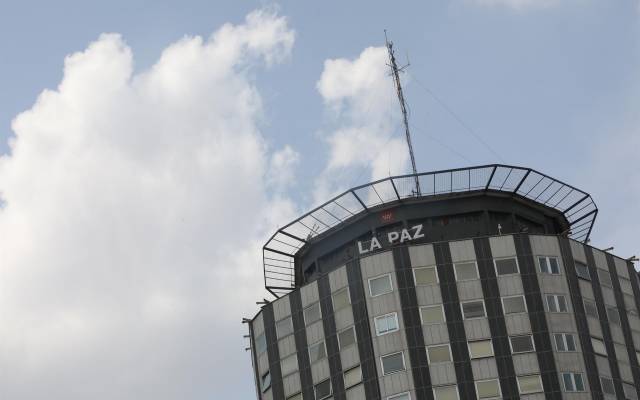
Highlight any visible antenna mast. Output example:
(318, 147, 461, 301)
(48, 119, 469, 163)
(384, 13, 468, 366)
(385, 31, 420, 196)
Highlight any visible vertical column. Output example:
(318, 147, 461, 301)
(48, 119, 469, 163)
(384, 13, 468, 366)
(606, 253, 640, 397)
(584, 246, 625, 396)
(558, 237, 603, 399)
(249, 320, 262, 398)
(514, 234, 562, 399)
(392, 246, 434, 400)
(290, 291, 315, 399)
(317, 275, 346, 400)
(473, 238, 519, 399)
(626, 260, 640, 398)
(346, 259, 382, 400)
(263, 303, 285, 400)
(433, 242, 476, 400)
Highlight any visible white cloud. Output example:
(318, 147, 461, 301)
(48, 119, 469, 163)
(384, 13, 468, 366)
(267, 145, 300, 189)
(315, 46, 409, 202)
(0, 9, 295, 399)
(470, 0, 562, 11)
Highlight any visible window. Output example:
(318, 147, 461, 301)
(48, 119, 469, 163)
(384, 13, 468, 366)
(495, 257, 519, 275)
(286, 393, 302, 400)
(388, 393, 411, 400)
(475, 379, 501, 399)
(562, 372, 585, 392)
(414, 266, 438, 285)
(607, 307, 621, 325)
(433, 385, 459, 400)
(338, 326, 356, 349)
(502, 295, 527, 314)
(315, 379, 332, 399)
(427, 344, 452, 363)
(374, 313, 399, 336)
(546, 294, 568, 312)
(281, 353, 298, 377)
(255, 332, 267, 354)
(468, 340, 494, 359)
(554, 333, 577, 352)
(591, 337, 607, 356)
(599, 269, 613, 287)
(332, 287, 350, 311)
(600, 376, 616, 395)
(420, 305, 445, 325)
(304, 303, 322, 325)
(381, 351, 405, 375)
(624, 382, 639, 400)
(309, 341, 326, 363)
(461, 300, 486, 319)
(454, 262, 479, 281)
(517, 375, 544, 394)
(276, 317, 294, 338)
(369, 274, 393, 297)
(343, 365, 362, 389)
(575, 261, 590, 280)
(510, 335, 535, 353)
(261, 370, 271, 393)
(584, 300, 599, 319)
(539, 256, 560, 274)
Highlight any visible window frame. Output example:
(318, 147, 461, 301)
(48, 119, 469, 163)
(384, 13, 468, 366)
(426, 343, 453, 364)
(419, 304, 445, 325)
(538, 256, 560, 274)
(591, 337, 607, 356)
(432, 385, 460, 400)
(475, 378, 502, 399)
(546, 294, 568, 313)
(453, 261, 479, 281)
(501, 295, 528, 315)
(583, 299, 599, 319)
(561, 372, 586, 392)
(493, 257, 520, 276)
(509, 334, 536, 354)
(303, 302, 322, 326)
(368, 273, 393, 297)
(600, 376, 616, 396)
(516, 374, 544, 395)
(261, 370, 271, 393)
(374, 312, 400, 337)
(553, 333, 578, 352)
(461, 299, 487, 320)
(574, 261, 591, 280)
(598, 268, 613, 287)
(280, 353, 298, 378)
(337, 326, 357, 349)
(343, 365, 362, 389)
(413, 265, 439, 286)
(387, 392, 411, 400)
(276, 316, 294, 338)
(607, 307, 621, 325)
(308, 340, 327, 364)
(468, 339, 494, 359)
(255, 331, 267, 355)
(332, 287, 351, 311)
(381, 351, 406, 376)
(314, 378, 332, 400)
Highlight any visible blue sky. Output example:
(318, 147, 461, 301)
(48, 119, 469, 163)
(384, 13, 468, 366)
(0, 1, 638, 398)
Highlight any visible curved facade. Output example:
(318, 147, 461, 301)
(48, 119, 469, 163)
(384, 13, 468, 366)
(248, 166, 640, 400)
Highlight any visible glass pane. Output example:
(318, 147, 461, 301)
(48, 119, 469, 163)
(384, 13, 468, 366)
(315, 379, 331, 398)
(339, 327, 356, 349)
(538, 257, 548, 273)
(428, 345, 452, 363)
(415, 267, 438, 285)
(255, 332, 267, 354)
(599, 269, 613, 287)
(566, 334, 577, 351)
(518, 375, 543, 393)
(511, 335, 534, 353)
(421, 306, 445, 324)
(584, 301, 598, 318)
(261, 371, 271, 392)
(607, 307, 620, 324)
(469, 340, 493, 358)
(554, 334, 565, 351)
(332, 288, 350, 310)
(503, 296, 526, 314)
(277, 317, 294, 337)
(563, 373, 574, 391)
(281, 354, 298, 376)
(369, 275, 392, 296)
(574, 374, 584, 392)
(433, 385, 458, 400)
(549, 257, 560, 274)
(382, 352, 405, 374)
(557, 295, 568, 312)
(455, 262, 478, 281)
(575, 262, 590, 280)
(375, 314, 398, 335)
(462, 301, 485, 319)
(343, 366, 362, 388)
(476, 379, 500, 398)
(495, 258, 518, 275)
(592, 338, 607, 355)
(304, 303, 322, 325)
(309, 341, 326, 363)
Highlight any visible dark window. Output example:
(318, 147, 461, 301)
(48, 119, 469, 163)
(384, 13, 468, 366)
(510, 335, 535, 353)
(462, 300, 486, 319)
(261, 371, 271, 393)
(315, 379, 332, 399)
(574, 261, 590, 280)
(495, 258, 519, 275)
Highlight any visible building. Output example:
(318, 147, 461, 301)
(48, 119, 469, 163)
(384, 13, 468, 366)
(246, 164, 640, 400)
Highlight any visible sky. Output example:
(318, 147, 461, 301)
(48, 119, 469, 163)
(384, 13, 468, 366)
(0, 0, 638, 398)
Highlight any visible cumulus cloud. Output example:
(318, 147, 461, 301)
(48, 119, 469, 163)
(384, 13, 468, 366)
(0, 9, 296, 400)
(314, 46, 409, 202)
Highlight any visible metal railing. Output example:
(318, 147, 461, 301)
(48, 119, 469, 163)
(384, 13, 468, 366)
(263, 164, 598, 297)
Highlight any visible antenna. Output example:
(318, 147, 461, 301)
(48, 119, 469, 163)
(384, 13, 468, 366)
(385, 30, 420, 196)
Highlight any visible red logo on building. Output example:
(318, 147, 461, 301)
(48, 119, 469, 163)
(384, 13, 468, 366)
(381, 210, 394, 222)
